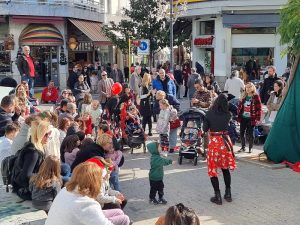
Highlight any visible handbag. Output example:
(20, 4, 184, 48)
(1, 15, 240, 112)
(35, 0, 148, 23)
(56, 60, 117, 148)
(170, 118, 181, 129)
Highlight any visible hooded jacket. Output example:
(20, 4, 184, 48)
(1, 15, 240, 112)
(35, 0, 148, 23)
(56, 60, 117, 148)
(147, 142, 172, 181)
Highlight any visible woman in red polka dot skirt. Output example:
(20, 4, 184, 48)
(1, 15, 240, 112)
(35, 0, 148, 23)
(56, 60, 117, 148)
(203, 94, 236, 205)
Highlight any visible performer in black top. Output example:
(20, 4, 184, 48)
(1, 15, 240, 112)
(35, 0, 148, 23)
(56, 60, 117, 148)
(203, 93, 236, 205)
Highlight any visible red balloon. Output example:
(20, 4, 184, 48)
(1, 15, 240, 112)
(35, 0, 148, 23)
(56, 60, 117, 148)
(111, 82, 122, 95)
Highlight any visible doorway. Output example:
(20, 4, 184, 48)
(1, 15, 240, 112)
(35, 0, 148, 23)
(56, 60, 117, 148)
(30, 46, 59, 87)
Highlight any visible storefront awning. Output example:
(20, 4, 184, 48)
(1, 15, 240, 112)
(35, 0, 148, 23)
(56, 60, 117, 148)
(68, 18, 111, 46)
(223, 14, 280, 28)
(19, 24, 64, 46)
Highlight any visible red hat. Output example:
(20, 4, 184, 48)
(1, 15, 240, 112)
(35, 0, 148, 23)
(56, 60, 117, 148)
(105, 130, 113, 137)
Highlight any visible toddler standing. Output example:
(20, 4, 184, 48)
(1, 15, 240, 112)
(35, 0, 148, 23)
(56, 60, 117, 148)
(156, 99, 171, 152)
(90, 71, 99, 94)
(147, 141, 173, 205)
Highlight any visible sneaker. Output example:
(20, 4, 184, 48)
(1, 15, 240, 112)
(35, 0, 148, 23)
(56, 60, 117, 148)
(158, 198, 168, 204)
(237, 147, 246, 153)
(149, 198, 159, 205)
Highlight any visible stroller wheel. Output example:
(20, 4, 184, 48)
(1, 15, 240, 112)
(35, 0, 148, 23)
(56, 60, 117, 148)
(193, 157, 198, 166)
(131, 148, 133, 154)
(143, 143, 146, 153)
(178, 156, 183, 165)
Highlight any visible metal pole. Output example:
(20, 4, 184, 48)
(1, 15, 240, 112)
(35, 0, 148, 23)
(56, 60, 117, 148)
(170, 0, 174, 73)
(128, 38, 131, 76)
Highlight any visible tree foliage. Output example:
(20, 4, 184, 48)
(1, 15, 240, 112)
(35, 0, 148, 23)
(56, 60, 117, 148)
(278, 0, 300, 56)
(103, 0, 169, 56)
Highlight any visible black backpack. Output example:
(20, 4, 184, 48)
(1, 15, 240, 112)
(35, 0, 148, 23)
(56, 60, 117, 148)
(1, 149, 22, 192)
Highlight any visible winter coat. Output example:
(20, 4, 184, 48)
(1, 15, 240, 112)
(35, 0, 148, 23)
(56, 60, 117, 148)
(156, 108, 171, 135)
(98, 78, 114, 104)
(260, 75, 279, 104)
(152, 75, 176, 97)
(73, 81, 90, 100)
(153, 94, 180, 115)
(0, 108, 20, 137)
(71, 143, 105, 171)
(12, 142, 45, 190)
(147, 142, 172, 181)
(174, 69, 183, 85)
(67, 71, 78, 90)
(139, 85, 152, 117)
(17, 54, 35, 76)
(29, 179, 61, 211)
(238, 94, 262, 126)
(110, 69, 124, 84)
(187, 73, 201, 99)
(129, 73, 142, 94)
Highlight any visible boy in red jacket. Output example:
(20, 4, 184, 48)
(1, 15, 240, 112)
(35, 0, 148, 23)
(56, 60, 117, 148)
(41, 80, 58, 103)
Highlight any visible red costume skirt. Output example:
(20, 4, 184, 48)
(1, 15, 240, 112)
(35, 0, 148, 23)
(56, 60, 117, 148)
(207, 132, 236, 177)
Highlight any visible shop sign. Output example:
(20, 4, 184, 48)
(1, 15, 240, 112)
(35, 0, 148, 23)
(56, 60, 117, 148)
(194, 36, 214, 47)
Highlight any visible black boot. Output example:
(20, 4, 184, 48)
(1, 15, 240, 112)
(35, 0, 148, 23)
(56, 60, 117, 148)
(224, 187, 232, 202)
(248, 148, 252, 153)
(210, 191, 222, 205)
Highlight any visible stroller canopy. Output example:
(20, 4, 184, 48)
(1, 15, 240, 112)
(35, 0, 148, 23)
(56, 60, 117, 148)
(179, 107, 206, 122)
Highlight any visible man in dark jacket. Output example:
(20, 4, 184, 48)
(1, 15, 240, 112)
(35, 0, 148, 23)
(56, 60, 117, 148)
(67, 65, 79, 91)
(0, 95, 20, 137)
(174, 65, 183, 99)
(110, 64, 124, 84)
(17, 46, 35, 97)
(260, 66, 279, 104)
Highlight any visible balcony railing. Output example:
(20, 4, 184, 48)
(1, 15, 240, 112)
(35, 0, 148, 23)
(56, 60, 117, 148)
(0, 0, 105, 13)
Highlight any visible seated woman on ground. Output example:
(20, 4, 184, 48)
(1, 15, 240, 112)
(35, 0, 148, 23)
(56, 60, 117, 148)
(45, 162, 130, 225)
(29, 155, 62, 213)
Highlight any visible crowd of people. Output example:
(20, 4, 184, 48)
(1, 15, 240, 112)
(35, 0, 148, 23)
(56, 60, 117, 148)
(0, 46, 289, 224)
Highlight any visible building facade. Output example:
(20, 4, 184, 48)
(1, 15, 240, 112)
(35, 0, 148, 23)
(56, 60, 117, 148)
(0, 0, 110, 88)
(182, 0, 288, 82)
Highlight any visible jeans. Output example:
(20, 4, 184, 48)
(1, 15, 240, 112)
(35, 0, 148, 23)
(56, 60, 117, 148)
(240, 117, 254, 149)
(109, 171, 120, 191)
(169, 128, 178, 149)
(176, 85, 181, 99)
(103, 208, 130, 225)
(21, 75, 34, 97)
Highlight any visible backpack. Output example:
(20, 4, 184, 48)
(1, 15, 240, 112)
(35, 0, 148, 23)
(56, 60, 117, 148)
(1, 149, 22, 192)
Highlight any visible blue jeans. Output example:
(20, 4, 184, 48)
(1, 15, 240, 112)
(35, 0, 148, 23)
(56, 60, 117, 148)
(109, 171, 120, 192)
(21, 75, 34, 97)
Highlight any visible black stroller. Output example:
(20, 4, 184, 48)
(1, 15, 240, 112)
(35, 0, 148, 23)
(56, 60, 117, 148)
(178, 108, 206, 166)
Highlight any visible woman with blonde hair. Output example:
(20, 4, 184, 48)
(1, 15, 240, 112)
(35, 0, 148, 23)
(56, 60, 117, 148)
(45, 162, 130, 225)
(139, 73, 153, 135)
(12, 120, 50, 200)
(29, 155, 62, 212)
(237, 82, 262, 153)
(38, 111, 61, 158)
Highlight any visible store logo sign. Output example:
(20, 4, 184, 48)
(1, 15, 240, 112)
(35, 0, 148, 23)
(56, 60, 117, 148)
(194, 36, 214, 47)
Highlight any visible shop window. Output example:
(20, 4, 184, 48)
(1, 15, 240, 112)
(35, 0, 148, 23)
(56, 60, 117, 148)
(232, 27, 276, 34)
(231, 48, 274, 72)
(199, 20, 215, 35)
(0, 43, 11, 73)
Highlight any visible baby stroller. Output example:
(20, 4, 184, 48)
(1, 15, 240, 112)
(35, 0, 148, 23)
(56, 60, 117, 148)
(120, 102, 146, 154)
(178, 108, 206, 166)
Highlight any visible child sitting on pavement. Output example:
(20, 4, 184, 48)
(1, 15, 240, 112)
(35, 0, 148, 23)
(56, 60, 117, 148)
(147, 141, 174, 205)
